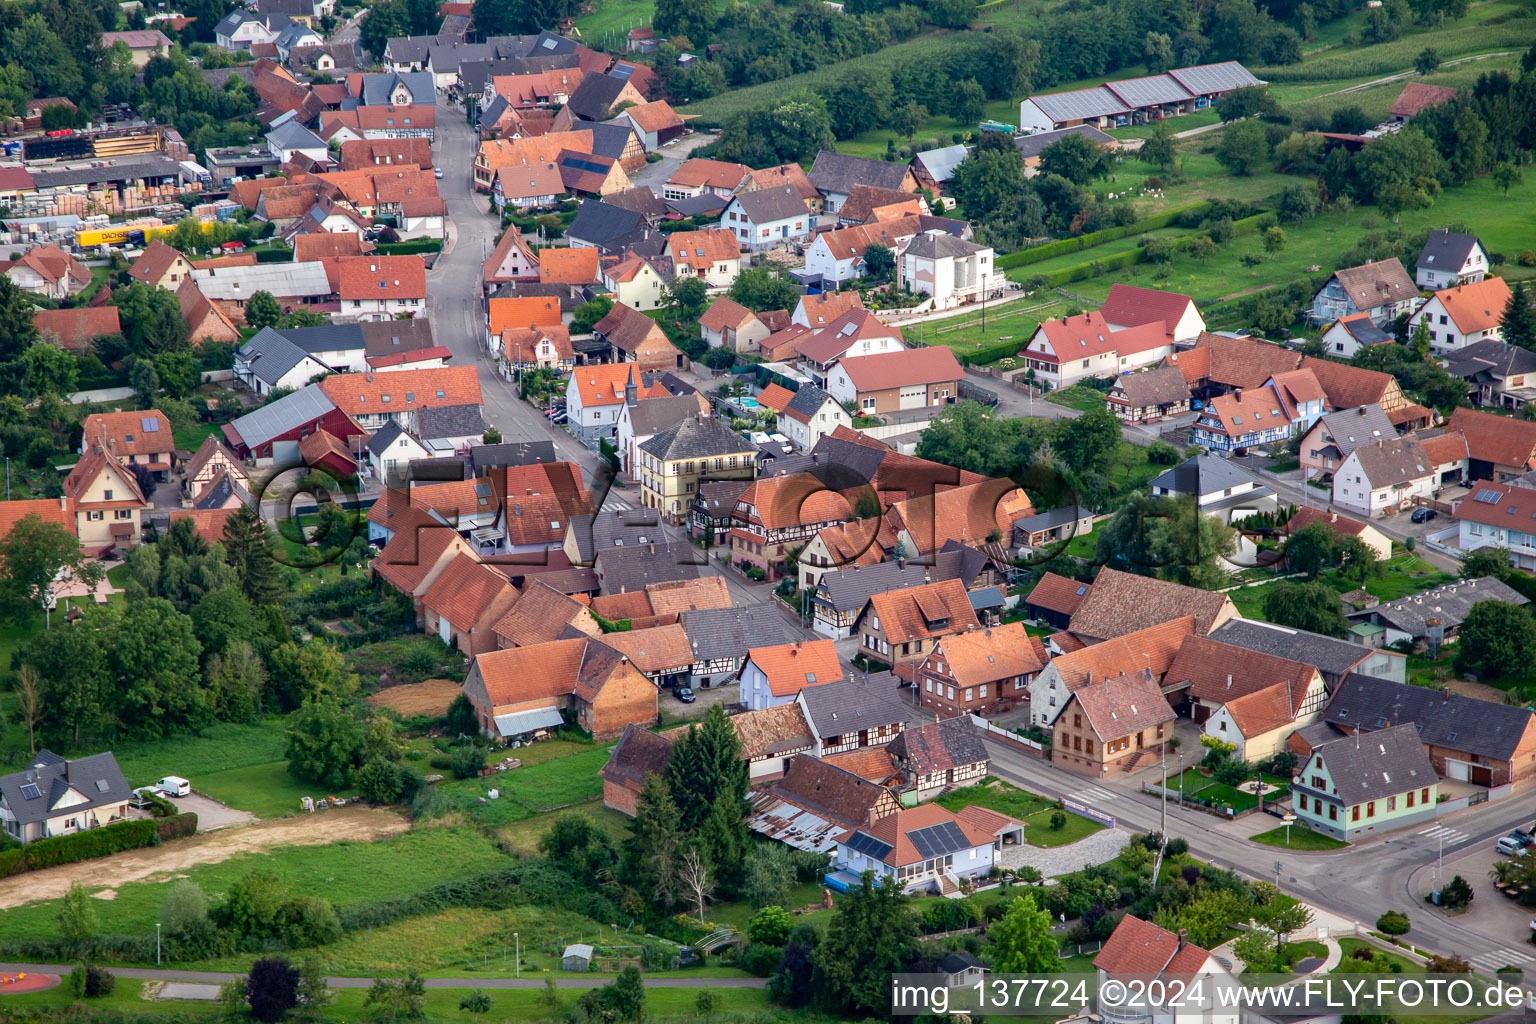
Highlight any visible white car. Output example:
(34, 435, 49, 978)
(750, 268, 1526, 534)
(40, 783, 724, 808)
(156, 776, 191, 797)
(434, 168, 443, 178)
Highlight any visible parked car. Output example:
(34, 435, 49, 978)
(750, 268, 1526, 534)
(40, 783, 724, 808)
(434, 168, 443, 179)
(1496, 835, 1528, 856)
(1410, 508, 1437, 523)
(1509, 831, 1534, 849)
(130, 786, 160, 809)
(156, 776, 191, 797)
(1513, 826, 1536, 845)
(673, 685, 696, 703)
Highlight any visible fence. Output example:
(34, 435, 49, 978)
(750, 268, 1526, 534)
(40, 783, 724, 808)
(968, 714, 1045, 752)
(1064, 800, 1116, 829)
(1437, 780, 1512, 814)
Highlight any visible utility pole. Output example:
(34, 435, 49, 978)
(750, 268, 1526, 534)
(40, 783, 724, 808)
(514, 932, 520, 978)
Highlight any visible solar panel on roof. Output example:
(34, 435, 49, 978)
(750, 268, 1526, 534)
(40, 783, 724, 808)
(19, 783, 41, 799)
(474, 482, 492, 499)
(908, 821, 970, 860)
(95, 778, 110, 792)
(1474, 488, 1504, 504)
(141, 417, 161, 431)
(846, 831, 893, 861)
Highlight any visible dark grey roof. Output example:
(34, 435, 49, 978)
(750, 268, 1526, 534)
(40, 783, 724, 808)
(566, 200, 646, 249)
(469, 441, 557, 475)
(416, 403, 484, 440)
(1445, 340, 1536, 383)
(477, 94, 511, 130)
(602, 227, 667, 259)
(814, 556, 964, 613)
(786, 383, 836, 420)
(588, 121, 641, 163)
(29, 155, 184, 190)
(641, 371, 696, 396)
(596, 540, 703, 595)
(796, 675, 908, 739)
(1105, 74, 1193, 108)
(1312, 406, 1396, 457)
(227, 383, 336, 449)
(194, 471, 250, 510)
(666, 194, 728, 219)
(902, 233, 986, 259)
(216, 9, 260, 34)
(358, 70, 434, 106)
(271, 322, 366, 355)
(730, 185, 807, 224)
(488, 281, 591, 310)
(809, 151, 913, 197)
(238, 327, 317, 387)
(568, 506, 664, 563)
(1209, 618, 1377, 680)
(361, 318, 436, 357)
(693, 479, 751, 514)
(1416, 229, 1483, 271)
(1336, 317, 1394, 346)
(0, 750, 131, 827)
(1323, 673, 1536, 761)
(968, 586, 1006, 611)
(1348, 576, 1528, 637)
(366, 419, 410, 456)
(626, 395, 702, 437)
(681, 605, 783, 663)
(603, 186, 667, 220)
(267, 119, 327, 152)
(1306, 723, 1434, 806)
(940, 952, 987, 974)
(1150, 453, 1263, 497)
(408, 455, 466, 482)
(808, 433, 887, 484)
(565, 73, 630, 121)
(1017, 503, 1092, 533)
(384, 34, 434, 64)
(1165, 61, 1264, 95)
(638, 415, 751, 461)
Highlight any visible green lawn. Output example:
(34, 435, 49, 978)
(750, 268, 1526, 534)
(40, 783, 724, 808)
(937, 779, 1104, 846)
(172, 422, 221, 450)
(1045, 384, 1110, 414)
(1227, 555, 1455, 619)
(1251, 824, 1349, 851)
(903, 294, 1071, 356)
(438, 745, 613, 825)
(197, 758, 357, 820)
(1171, 768, 1288, 814)
(1019, 807, 1105, 847)
(0, 826, 508, 946)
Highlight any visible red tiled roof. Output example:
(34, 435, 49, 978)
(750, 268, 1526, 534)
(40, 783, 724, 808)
(1052, 615, 1196, 691)
(81, 410, 174, 457)
(336, 255, 427, 301)
(1025, 571, 1092, 616)
(1432, 277, 1512, 334)
(167, 508, 237, 547)
(1070, 566, 1234, 641)
(0, 498, 74, 543)
(836, 803, 994, 867)
(1095, 915, 1214, 977)
(1390, 82, 1458, 119)
(33, 306, 120, 351)
(863, 578, 979, 644)
(422, 553, 518, 633)
(834, 345, 962, 392)
(747, 639, 843, 697)
(668, 158, 751, 190)
(1099, 283, 1196, 335)
(1448, 407, 1536, 470)
(319, 365, 482, 417)
(539, 247, 601, 285)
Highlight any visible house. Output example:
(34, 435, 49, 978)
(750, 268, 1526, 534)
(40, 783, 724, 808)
(1331, 433, 1465, 519)
(4, 244, 91, 299)
(600, 723, 674, 815)
(1292, 723, 1438, 840)
(915, 623, 1049, 717)
(728, 473, 850, 582)
(364, 422, 433, 484)
(807, 152, 916, 214)
(595, 540, 704, 595)
(100, 29, 172, 67)
(216, 9, 280, 49)
(833, 803, 998, 895)
(321, 105, 437, 142)
(615, 100, 684, 151)
(1067, 564, 1237, 644)
(1149, 454, 1275, 564)
(492, 579, 603, 647)
(483, 229, 541, 292)
(63, 444, 149, 555)
(1447, 340, 1536, 411)
(794, 291, 864, 329)
(0, 750, 131, 845)
(637, 414, 758, 521)
(719, 703, 814, 780)
(1189, 375, 1319, 454)
(1321, 672, 1536, 788)
(889, 717, 988, 800)
(182, 434, 249, 506)
(1309, 259, 1420, 327)
(193, 261, 333, 324)
(837, 184, 925, 226)
(1094, 915, 1235, 1024)
(1298, 405, 1397, 483)
(826, 346, 963, 416)
(1054, 671, 1175, 777)
(1210, 617, 1405, 688)
(1018, 313, 1174, 390)
(599, 251, 669, 310)
(565, 363, 640, 440)
(698, 298, 770, 354)
(883, 479, 1032, 558)
(855, 577, 982, 675)
(234, 328, 334, 396)
(1022, 572, 1092, 629)
(1416, 229, 1488, 289)
(679, 605, 783, 687)
(1388, 82, 1459, 125)
(723, 185, 812, 251)
(749, 755, 902, 854)
(740, 639, 843, 711)
(421, 553, 519, 654)
(666, 229, 741, 289)
(795, 309, 906, 384)
(463, 635, 657, 741)
(318, 365, 481, 434)
(417, 404, 485, 454)
(33, 307, 121, 353)
(374, 519, 478, 620)
(797, 518, 886, 591)
(336, 256, 427, 322)
(1453, 479, 1536, 571)
(663, 159, 751, 201)
(756, 383, 848, 452)
(1321, 313, 1396, 359)
(593, 301, 681, 372)
(616, 393, 710, 478)
(266, 119, 330, 164)
(1029, 615, 1195, 727)
(1448, 407, 1536, 479)
(1105, 364, 1191, 423)
(599, 624, 694, 688)
(795, 675, 908, 756)
(897, 234, 998, 311)
(804, 220, 924, 287)
(223, 384, 363, 464)
(1408, 276, 1512, 356)
(128, 240, 195, 291)
(1166, 633, 1326, 757)
(80, 410, 176, 483)
(1019, 61, 1262, 132)
(909, 144, 969, 193)
(1099, 283, 1206, 342)
(498, 326, 574, 379)
(1346, 575, 1527, 648)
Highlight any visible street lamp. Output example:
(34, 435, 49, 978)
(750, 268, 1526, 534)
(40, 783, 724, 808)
(156, 922, 161, 966)
(514, 932, 520, 979)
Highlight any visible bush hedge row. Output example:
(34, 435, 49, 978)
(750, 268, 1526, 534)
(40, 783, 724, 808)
(0, 813, 197, 879)
(956, 335, 1027, 367)
(996, 202, 1213, 271)
(374, 238, 443, 255)
(254, 246, 294, 263)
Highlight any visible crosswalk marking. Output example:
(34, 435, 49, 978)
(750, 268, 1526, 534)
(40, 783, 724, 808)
(602, 496, 633, 511)
(1469, 947, 1532, 973)
(1065, 784, 1121, 806)
(1417, 824, 1472, 846)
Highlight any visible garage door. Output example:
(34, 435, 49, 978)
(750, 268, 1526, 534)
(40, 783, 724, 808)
(1471, 765, 1493, 786)
(1445, 758, 1471, 781)
(899, 385, 926, 409)
(271, 440, 300, 464)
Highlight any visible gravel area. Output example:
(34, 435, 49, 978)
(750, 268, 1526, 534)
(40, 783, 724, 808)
(999, 828, 1131, 877)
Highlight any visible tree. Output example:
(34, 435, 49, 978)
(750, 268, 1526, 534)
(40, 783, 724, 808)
(1255, 900, 1313, 950)
(1461, 546, 1514, 581)
(113, 598, 205, 736)
(539, 813, 617, 889)
(0, 513, 102, 620)
(670, 276, 708, 318)
(248, 958, 301, 1023)
(21, 604, 113, 745)
(1263, 580, 1348, 637)
(728, 266, 800, 313)
(458, 991, 493, 1024)
(694, 990, 718, 1024)
(654, 0, 712, 42)
(576, 966, 646, 1022)
(1441, 874, 1474, 910)
(625, 772, 682, 907)
(444, 692, 479, 738)
(988, 892, 1058, 973)
(1140, 121, 1177, 172)
(571, 294, 613, 333)
(162, 879, 210, 939)
(1189, 235, 1219, 261)
(18, 342, 79, 399)
(192, 585, 259, 657)
(223, 504, 284, 605)
(1415, 47, 1440, 73)
(1492, 161, 1522, 198)
(810, 873, 913, 1015)
(747, 905, 793, 946)
(244, 290, 282, 330)
(58, 881, 98, 954)
(1233, 927, 1280, 972)
(1284, 522, 1337, 578)
(130, 358, 162, 408)
(1337, 536, 1381, 586)
(296, 956, 332, 1018)
(1215, 120, 1269, 176)
(364, 973, 426, 1022)
(1054, 407, 1120, 476)
(897, 102, 928, 142)
(1144, 30, 1175, 72)
(947, 78, 987, 126)
(286, 698, 366, 787)
(677, 847, 715, 926)
(1501, 282, 1536, 350)
(1263, 226, 1287, 254)
(1160, 890, 1241, 948)
(863, 244, 894, 281)
(1039, 133, 1111, 185)
(14, 665, 42, 754)
(948, 148, 1027, 218)
(1215, 85, 1271, 122)
(1455, 600, 1536, 678)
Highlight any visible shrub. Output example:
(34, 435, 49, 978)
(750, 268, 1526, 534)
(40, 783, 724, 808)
(1519, 250, 1536, 267)
(83, 964, 116, 998)
(0, 814, 196, 879)
(450, 744, 486, 780)
(1376, 911, 1410, 935)
(1049, 811, 1067, 830)
(738, 942, 784, 976)
(1165, 838, 1189, 858)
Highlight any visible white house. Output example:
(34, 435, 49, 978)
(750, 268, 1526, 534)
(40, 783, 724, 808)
(273, 20, 322, 60)
(1094, 915, 1238, 1024)
(266, 120, 329, 165)
(1333, 434, 1463, 518)
(739, 640, 842, 712)
(565, 362, 635, 441)
(233, 328, 333, 396)
(1407, 277, 1512, 357)
(1321, 312, 1395, 358)
(1454, 480, 1536, 572)
(1149, 454, 1277, 568)
(723, 185, 811, 251)
(0, 750, 132, 845)
(833, 804, 1000, 895)
(365, 421, 434, 482)
(1099, 283, 1206, 342)
(1415, 229, 1489, 289)
(757, 383, 849, 452)
(337, 256, 427, 323)
(803, 220, 922, 286)
(665, 229, 742, 290)
(896, 233, 999, 311)
(1019, 312, 1174, 390)
(214, 9, 277, 49)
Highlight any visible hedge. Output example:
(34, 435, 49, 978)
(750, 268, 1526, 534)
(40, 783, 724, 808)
(375, 238, 443, 255)
(254, 246, 294, 263)
(955, 335, 1027, 366)
(996, 202, 1212, 271)
(0, 813, 197, 879)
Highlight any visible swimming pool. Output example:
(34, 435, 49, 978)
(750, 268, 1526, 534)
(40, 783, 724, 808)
(738, 396, 760, 409)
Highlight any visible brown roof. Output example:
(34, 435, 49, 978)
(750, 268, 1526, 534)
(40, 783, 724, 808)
(736, 473, 852, 532)
(297, 427, 355, 472)
(128, 239, 188, 287)
(600, 723, 674, 791)
(747, 163, 818, 203)
(590, 590, 655, 621)
(493, 580, 599, 646)
(698, 296, 757, 334)
(1390, 82, 1459, 119)
(927, 624, 1048, 686)
(1298, 356, 1395, 409)
(820, 747, 899, 783)
(339, 138, 433, 171)
(796, 290, 863, 326)
(1108, 364, 1191, 410)
(889, 717, 986, 774)
(622, 99, 683, 134)
(501, 325, 574, 364)
(12, 243, 90, 288)
(769, 755, 895, 829)
(183, 433, 243, 484)
(834, 346, 962, 393)
(839, 184, 923, 224)
(645, 576, 731, 617)
(177, 280, 239, 341)
(1070, 671, 1175, 742)
(813, 518, 886, 570)
(33, 306, 120, 351)
(1050, 615, 1196, 692)
(319, 365, 481, 417)
(863, 578, 980, 644)
(597, 623, 693, 673)
(954, 803, 1025, 836)
(668, 158, 751, 191)
(1095, 915, 1213, 977)
(1069, 566, 1235, 641)
(1171, 333, 1300, 389)
(471, 635, 616, 707)
(293, 231, 372, 262)
(730, 703, 815, 759)
(594, 302, 671, 356)
(1168, 633, 1316, 713)
(1447, 407, 1536, 470)
(1026, 572, 1093, 616)
(1332, 258, 1417, 311)
(64, 444, 145, 508)
(81, 410, 174, 458)
(488, 295, 564, 333)
(747, 639, 844, 697)
(1285, 505, 1375, 543)
(754, 382, 795, 413)
(373, 524, 467, 594)
(539, 247, 601, 285)
(1220, 678, 1305, 738)
(422, 553, 518, 633)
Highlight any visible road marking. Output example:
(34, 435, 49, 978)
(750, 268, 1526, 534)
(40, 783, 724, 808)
(1417, 825, 1472, 846)
(1065, 784, 1122, 805)
(1470, 948, 1532, 972)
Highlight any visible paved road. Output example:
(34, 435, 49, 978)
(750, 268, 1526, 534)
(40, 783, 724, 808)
(0, 964, 765, 990)
(982, 737, 1536, 978)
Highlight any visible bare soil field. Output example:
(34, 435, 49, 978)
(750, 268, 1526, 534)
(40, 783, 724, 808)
(366, 678, 461, 716)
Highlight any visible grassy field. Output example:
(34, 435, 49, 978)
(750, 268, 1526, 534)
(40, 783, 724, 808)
(937, 779, 1104, 847)
(1226, 554, 1455, 619)
(1251, 824, 1349, 850)
(1170, 768, 1288, 814)
(0, 826, 508, 945)
(438, 745, 613, 825)
(904, 296, 1071, 358)
(172, 422, 221, 451)
(1045, 385, 1110, 414)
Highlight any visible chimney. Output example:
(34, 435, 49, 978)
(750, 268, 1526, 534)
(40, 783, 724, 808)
(1358, 406, 1366, 416)
(60, 495, 68, 511)
(1177, 929, 1187, 951)
(1226, 674, 1231, 690)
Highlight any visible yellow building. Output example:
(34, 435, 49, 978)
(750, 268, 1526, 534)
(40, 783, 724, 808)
(636, 414, 757, 522)
(63, 444, 150, 554)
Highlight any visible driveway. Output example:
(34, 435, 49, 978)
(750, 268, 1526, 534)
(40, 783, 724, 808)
(177, 792, 255, 831)
(624, 133, 717, 192)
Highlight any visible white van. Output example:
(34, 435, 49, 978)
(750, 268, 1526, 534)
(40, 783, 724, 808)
(156, 776, 191, 797)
